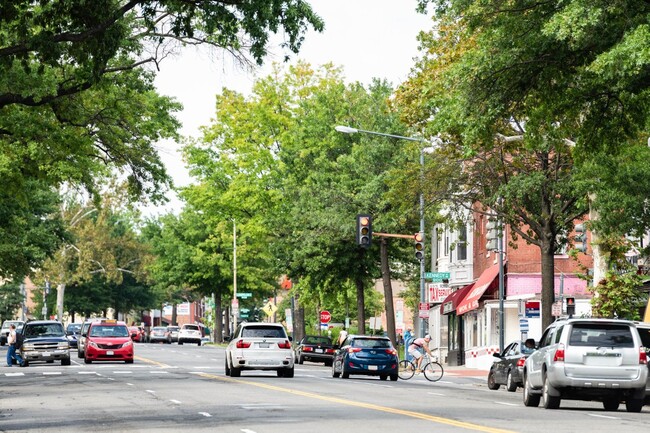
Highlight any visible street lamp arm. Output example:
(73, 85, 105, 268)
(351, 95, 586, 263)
(335, 125, 426, 143)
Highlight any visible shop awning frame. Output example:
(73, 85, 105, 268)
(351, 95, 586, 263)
(457, 263, 501, 315)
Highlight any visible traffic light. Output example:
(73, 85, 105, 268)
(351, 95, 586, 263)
(414, 232, 424, 261)
(486, 218, 500, 251)
(566, 297, 576, 317)
(574, 223, 587, 253)
(356, 214, 372, 247)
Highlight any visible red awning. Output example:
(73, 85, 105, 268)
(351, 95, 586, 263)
(440, 283, 475, 315)
(457, 263, 500, 315)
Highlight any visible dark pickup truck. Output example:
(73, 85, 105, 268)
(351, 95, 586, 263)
(295, 335, 336, 366)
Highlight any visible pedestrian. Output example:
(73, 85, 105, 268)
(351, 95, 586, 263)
(403, 327, 413, 362)
(6, 324, 25, 367)
(337, 329, 348, 347)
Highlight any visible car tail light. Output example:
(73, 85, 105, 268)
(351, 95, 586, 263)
(325, 348, 335, 354)
(553, 344, 565, 362)
(516, 356, 526, 367)
(303, 346, 313, 352)
(385, 348, 397, 356)
(236, 340, 251, 348)
(639, 348, 647, 365)
(278, 340, 292, 349)
(348, 347, 362, 353)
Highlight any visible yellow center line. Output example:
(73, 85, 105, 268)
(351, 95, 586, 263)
(195, 372, 517, 433)
(134, 355, 171, 368)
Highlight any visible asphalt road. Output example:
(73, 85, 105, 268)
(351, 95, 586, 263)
(1, 343, 649, 432)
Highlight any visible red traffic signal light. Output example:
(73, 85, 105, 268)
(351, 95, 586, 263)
(566, 296, 576, 316)
(414, 232, 424, 260)
(356, 214, 372, 247)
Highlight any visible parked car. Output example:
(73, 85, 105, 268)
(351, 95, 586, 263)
(84, 319, 134, 364)
(128, 326, 146, 342)
(167, 325, 180, 343)
(633, 321, 650, 404)
(149, 326, 172, 344)
(295, 335, 335, 366)
(225, 322, 294, 377)
(66, 323, 82, 349)
(178, 324, 202, 346)
(331, 334, 399, 381)
(20, 320, 70, 366)
(523, 318, 647, 412)
(487, 339, 535, 392)
(1, 320, 25, 346)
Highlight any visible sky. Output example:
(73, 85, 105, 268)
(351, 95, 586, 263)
(150, 1, 433, 215)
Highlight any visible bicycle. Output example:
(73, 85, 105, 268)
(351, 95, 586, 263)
(398, 353, 444, 382)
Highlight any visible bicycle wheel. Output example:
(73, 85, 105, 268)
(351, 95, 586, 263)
(422, 361, 444, 382)
(398, 359, 415, 380)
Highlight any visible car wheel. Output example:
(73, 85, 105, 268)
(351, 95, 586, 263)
(506, 370, 518, 392)
(61, 358, 71, 366)
(332, 363, 340, 378)
(197, 340, 201, 346)
(283, 366, 294, 378)
(380, 375, 387, 381)
(602, 398, 619, 411)
(390, 374, 398, 381)
(47, 360, 54, 364)
(626, 397, 644, 413)
(523, 373, 540, 407)
(178, 340, 183, 345)
(230, 367, 241, 377)
(225, 358, 231, 376)
(125, 359, 134, 364)
(341, 369, 349, 379)
(77, 350, 84, 359)
(298, 355, 304, 365)
(84, 358, 92, 364)
(542, 373, 561, 409)
(487, 370, 500, 390)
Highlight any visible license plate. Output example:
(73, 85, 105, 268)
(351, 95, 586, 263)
(368, 365, 378, 370)
(107, 350, 114, 355)
(315, 349, 323, 353)
(258, 343, 270, 348)
(42, 352, 51, 357)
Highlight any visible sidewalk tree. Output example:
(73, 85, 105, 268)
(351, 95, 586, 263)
(399, 1, 650, 329)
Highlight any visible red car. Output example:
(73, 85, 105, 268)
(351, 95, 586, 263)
(85, 320, 134, 364)
(128, 326, 146, 342)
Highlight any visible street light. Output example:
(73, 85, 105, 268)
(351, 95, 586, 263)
(335, 124, 433, 337)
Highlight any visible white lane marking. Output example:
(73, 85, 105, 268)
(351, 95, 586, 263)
(427, 392, 446, 397)
(78, 371, 98, 375)
(495, 401, 518, 407)
(170, 399, 182, 404)
(146, 390, 156, 394)
(127, 383, 134, 386)
(43, 372, 62, 375)
(5, 372, 24, 377)
(241, 430, 257, 433)
(150, 370, 169, 374)
(198, 412, 212, 417)
(588, 414, 620, 420)
(113, 371, 132, 374)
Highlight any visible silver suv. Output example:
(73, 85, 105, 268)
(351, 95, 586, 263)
(523, 318, 647, 412)
(633, 322, 650, 404)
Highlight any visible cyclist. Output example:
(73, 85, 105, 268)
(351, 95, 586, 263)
(408, 334, 432, 372)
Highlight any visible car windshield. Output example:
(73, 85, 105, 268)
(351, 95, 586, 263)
(569, 323, 634, 348)
(305, 336, 331, 344)
(24, 323, 64, 338)
(89, 325, 129, 338)
(183, 325, 200, 331)
(2, 321, 23, 330)
(241, 326, 285, 338)
(67, 324, 81, 334)
(152, 327, 167, 333)
(352, 338, 391, 349)
(638, 327, 650, 348)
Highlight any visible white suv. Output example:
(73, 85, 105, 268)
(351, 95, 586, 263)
(523, 318, 647, 412)
(225, 322, 294, 378)
(177, 324, 202, 345)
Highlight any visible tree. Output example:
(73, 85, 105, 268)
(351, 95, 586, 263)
(0, 282, 24, 323)
(399, 1, 650, 329)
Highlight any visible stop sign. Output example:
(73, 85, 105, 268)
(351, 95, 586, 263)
(320, 310, 331, 323)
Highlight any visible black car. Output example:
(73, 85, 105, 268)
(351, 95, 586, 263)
(487, 338, 535, 392)
(20, 320, 71, 366)
(295, 335, 336, 366)
(331, 335, 399, 381)
(66, 323, 82, 349)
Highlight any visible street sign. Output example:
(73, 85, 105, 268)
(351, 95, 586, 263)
(425, 272, 450, 282)
(552, 301, 562, 317)
(519, 318, 529, 332)
(262, 301, 277, 317)
(320, 310, 331, 323)
(231, 298, 239, 317)
(236, 292, 252, 299)
(525, 301, 540, 318)
(418, 302, 430, 319)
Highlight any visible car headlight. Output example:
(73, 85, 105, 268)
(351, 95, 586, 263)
(22, 343, 35, 351)
(88, 341, 99, 349)
(58, 342, 69, 350)
(122, 340, 133, 348)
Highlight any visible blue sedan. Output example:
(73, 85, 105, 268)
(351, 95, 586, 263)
(332, 335, 399, 381)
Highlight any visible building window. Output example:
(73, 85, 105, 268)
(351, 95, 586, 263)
(457, 225, 467, 261)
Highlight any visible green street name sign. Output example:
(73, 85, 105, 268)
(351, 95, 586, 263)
(425, 272, 450, 282)
(236, 292, 252, 299)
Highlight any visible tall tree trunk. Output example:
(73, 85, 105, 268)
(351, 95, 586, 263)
(355, 276, 366, 335)
(380, 238, 396, 347)
(294, 291, 305, 343)
(214, 290, 223, 343)
(224, 307, 230, 338)
(540, 235, 556, 330)
(171, 304, 177, 326)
